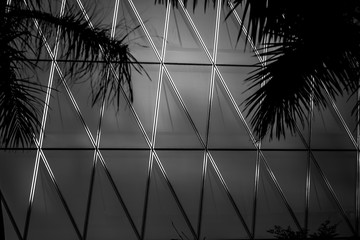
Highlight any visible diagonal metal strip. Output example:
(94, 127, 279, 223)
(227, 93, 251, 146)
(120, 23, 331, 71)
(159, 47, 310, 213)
(322, 85, 358, 149)
(295, 125, 356, 235)
(177, 0, 302, 233)
(207, 153, 253, 238)
(152, 151, 198, 239)
(229, 2, 358, 233)
(83, 0, 121, 238)
(33, 139, 83, 239)
(128, 0, 255, 237)
(22, 0, 66, 238)
(0, 189, 23, 240)
(197, 152, 208, 238)
(141, 1, 171, 239)
(75, 0, 153, 149)
(125, 1, 210, 238)
(24, 4, 143, 238)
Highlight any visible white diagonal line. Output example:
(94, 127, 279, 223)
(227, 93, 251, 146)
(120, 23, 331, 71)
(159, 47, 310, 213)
(75, 0, 152, 148)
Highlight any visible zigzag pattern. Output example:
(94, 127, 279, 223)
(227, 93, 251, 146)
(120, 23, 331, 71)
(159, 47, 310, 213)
(0, 0, 358, 239)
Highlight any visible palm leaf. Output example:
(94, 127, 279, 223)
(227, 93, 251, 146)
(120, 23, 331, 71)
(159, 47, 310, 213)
(155, 0, 360, 140)
(1, 1, 147, 148)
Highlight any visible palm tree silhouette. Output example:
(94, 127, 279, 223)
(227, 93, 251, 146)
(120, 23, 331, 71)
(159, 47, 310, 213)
(156, 0, 360, 140)
(1, 0, 145, 148)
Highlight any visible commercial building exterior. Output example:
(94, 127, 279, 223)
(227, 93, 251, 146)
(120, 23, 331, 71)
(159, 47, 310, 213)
(0, 0, 358, 239)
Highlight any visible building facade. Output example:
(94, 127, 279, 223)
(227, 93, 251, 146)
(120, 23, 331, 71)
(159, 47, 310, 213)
(0, 0, 358, 239)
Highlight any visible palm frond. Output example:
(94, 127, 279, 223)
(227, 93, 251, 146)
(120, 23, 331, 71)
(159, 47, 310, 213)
(156, 0, 360, 140)
(1, 1, 147, 148)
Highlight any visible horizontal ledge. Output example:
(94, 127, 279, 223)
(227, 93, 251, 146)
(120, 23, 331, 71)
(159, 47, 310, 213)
(19, 59, 256, 68)
(0, 147, 358, 152)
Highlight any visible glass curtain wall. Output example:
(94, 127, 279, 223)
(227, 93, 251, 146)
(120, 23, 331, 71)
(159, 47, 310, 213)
(0, 0, 359, 239)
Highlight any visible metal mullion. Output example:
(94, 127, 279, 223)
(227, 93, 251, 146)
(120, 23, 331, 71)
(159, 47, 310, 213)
(162, 67, 206, 147)
(205, 0, 221, 147)
(259, 150, 303, 231)
(82, 155, 96, 240)
(177, 0, 258, 146)
(95, 155, 142, 240)
(140, 152, 154, 240)
(141, 2, 171, 239)
(226, 1, 263, 64)
(23, 153, 40, 240)
(177, 0, 213, 62)
(83, 0, 120, 237)
(127, 0, 206, 148)
(323, 85, 358, 149)
(212, 65, 303, 231)
(33, 140, 83, 239)
(0, 190, 23, 240)
(22, 0, 66, 238)
(177, 1, 297, 235)
(252, 141, 261, 237)
(295, 125, 356, 235)
(128, 0, 207, 148)
(197, 152, 208, 239)
(228, 2, 354, 234)
(305, 82, 314, 234)
(75, 0, 152, 149)
(152, 152, 198, 239)
(36, 35, 142, 239)
(29, 13, 142, 239)
(197, 0, 221, 238)
(126, 0, 162, 62)
(207, 154, 253, 239)
(151, 0, 171, 148)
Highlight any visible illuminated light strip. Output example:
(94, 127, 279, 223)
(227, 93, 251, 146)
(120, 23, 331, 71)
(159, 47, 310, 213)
(215, 61, 302, 231)
(197, 152, 208, 237)
(151, 0, 171, 148)
(25, 4, 141, 238)
(126, 0, 161, 62)
(67, 11, 150, 236)
(295, 125, 356, 235)
(176, 0, 213, 62)
(207, 153, 253, 238)
(199, 0, 221, 237)
(152, 151, 198, 239)
(205, 0, 221, 147)
(252, 141, 261, 236)
(177, 0, 302, 232)
(127, 1, 198, 237)
(305, 80, 315, 233)
(52, 37, 143, 240)
(323, 86, 358, 148)
(125, 2, 204, 238)
(229, 5, 357, 232)
(127, 0, 206, 147)
(75, 0, 152, 149)
(33, 138, 83, 239)
(23, 0, 66, 239)
(141, 2, 171, 238)
(227, 1, 264, 64)
(191, 9, 304, 231)
(176, 1, 255, 237)
(0, 190, 23, 240)
(229, 1, 356, 233)
(177, 0, 256, 144)
(83, 1, 121, 238)
(57, 50, 142, 240)
(141, 152, 154, 240)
